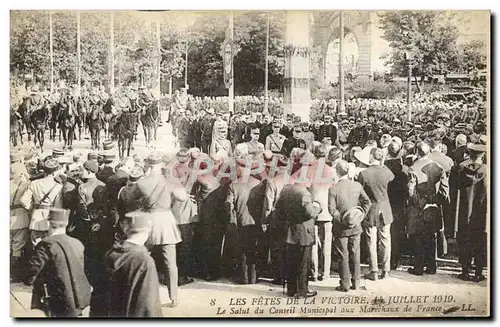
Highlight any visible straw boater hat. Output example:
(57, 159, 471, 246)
(52, 148, 64, 157)
(87, 152, 98, 161)
(103, 153, 116, 163)
(102, 140, 116, 151)
(128, 166, 144, 181)
(467, 142, 487, 153)
(146, 151, 164, 165)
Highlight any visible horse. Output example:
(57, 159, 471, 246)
(10, 110, 22, 147)
(102, 97, 117, 140)
(49, 101, 61, 142)
(58, 95, 77, 151)
(140, 100, 159, 149)
(87, 102, 104, 151)
(75, 97, 88, 141)
(30, 108, 49, 150)
(114, 112, 138, 159)
(18, 98, 33, 142)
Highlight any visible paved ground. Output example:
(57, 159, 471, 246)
(9, 118, 490, 318)
(12, 114, 179, 160)
(10, 262, 489, 318)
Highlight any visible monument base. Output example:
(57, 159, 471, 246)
(283, 102, 312, 123)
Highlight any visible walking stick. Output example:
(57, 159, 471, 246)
(454, 189, 461, 239)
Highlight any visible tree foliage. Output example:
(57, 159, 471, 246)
(378, 11, 461, 82)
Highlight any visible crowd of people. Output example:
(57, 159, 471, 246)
(10, 83, 488, 317)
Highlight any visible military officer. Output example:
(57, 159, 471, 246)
(20, 159, 64, 246)
(265, 120, 286, 153)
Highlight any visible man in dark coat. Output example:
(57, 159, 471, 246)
(104, 211, 162, 317)
(24, 208, 91, 317)
(274, 183, 322, 298)
(281, 126, 306, 157)
(357, 147, 395, 280)
(407, 141, 449, 276)
(317, 115, 338, 145)
(456, 143, 487, 282)
(384, 142, 409, 269)
(329, 160, 372, 292)
(226, 156, 263, 284)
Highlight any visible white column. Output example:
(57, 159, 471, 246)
(283, 11, 311, 122)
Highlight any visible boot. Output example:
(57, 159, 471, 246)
(10, 257, 22, 283)
(238, 264, 249, 284)
(249, 264, 257, 284)
(458, 266, 470, 281)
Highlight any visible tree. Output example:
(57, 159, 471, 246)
(378, 11, 461, 90)
(458, 40, 486, 73)
(10, 11, 50, 85)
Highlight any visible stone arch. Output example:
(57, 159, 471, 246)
(313, 11, 373, 85)
(324, 27, 360, 85)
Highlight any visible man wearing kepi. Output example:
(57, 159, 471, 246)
(131, 151, 189, 307)
(328, 160, 372, 292)
(23, 208, 91, 317)
(274, 181, 322, 298)
(20, 158, 64, 247)
(104, 211, 162, 317)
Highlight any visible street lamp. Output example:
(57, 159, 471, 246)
(405, 50, 413, 122)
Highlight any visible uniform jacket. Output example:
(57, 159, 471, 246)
(10, 177, 31, 230)
(104, 241, 162, 317)
(317, 124, 338, 143)
(265, 133, 286, 153)
(24, 234, 91, 317)
(357, 165, 395, 227)
(328, 178, 372, 237)
(20, 175, 63, 231)
(274, 184, 322, 246)
(281, 137, 306, 157)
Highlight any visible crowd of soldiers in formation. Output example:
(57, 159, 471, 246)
(10, 83, 488, 317)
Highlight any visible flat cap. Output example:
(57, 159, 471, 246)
(83, 160, 99, 173)
(48, 208, 70, 224)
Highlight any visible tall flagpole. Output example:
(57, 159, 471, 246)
(156, 17, 161, 98)
(77, 11, 81, 90)
(228, 11, 234, 113)
(339, 11, 345, 113)
(264, 12, 270, 115)
(184, 26, 188, 88)
(49, 11, 54, 92)
(109, 11, 115, 94)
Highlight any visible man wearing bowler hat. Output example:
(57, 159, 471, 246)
(23, 208, 91, 317)
(96, 152, 117, 183)
(104, 211, 162, 317)
(456, 142, 487, 282)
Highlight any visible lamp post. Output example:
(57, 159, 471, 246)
(406, 50, 413, 122)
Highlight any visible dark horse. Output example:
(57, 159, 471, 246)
(10, 110, 22, 147)
(18, 98, 32, 142)
(102, 97, 117, 140)
(87, 102, 104, 151)
(75, 97, 87, 141)
(49, 101, 61, 142)
(30, 108, 49, 150)
(140, 100, 159, 148)
(114, 112, 138, 159)
(58, 94, 77, 151)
